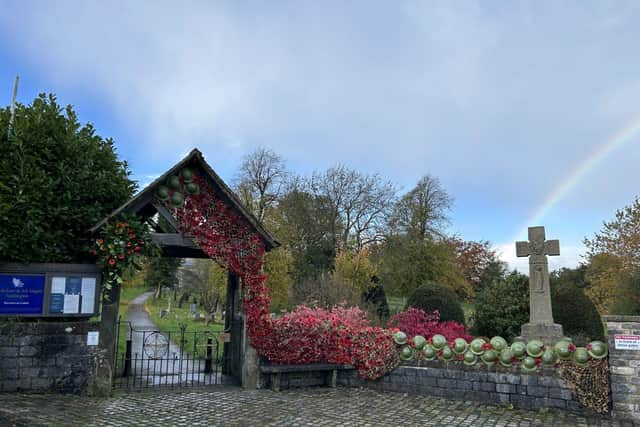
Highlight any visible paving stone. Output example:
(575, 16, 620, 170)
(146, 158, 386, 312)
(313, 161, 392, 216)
(0, 386, 619, 426)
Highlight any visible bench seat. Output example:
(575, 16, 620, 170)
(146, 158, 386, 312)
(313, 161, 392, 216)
(259, 363, 353, 391)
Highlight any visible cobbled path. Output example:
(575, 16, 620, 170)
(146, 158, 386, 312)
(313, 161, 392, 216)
(0, 386, 632, 427)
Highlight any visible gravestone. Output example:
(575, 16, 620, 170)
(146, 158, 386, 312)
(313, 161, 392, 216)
(515, 226, 564, 343)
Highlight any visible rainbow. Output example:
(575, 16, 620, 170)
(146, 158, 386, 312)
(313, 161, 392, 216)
(514, 116, 640, 241)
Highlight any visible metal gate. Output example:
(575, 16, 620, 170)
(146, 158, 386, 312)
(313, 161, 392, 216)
(113, 318, 236, 389)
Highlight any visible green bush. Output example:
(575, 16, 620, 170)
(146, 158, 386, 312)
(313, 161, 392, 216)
(550, 267, 604, 342)
(406, 282, 465, 324)
(0, 94, 134, 263)
(472, 271, 529, 340)
(610, 270, 640, 316)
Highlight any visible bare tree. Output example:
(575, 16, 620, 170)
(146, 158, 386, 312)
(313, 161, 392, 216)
(389, 175, 453, 239)
(235, 147, 287, 222)
(312, 165, 396, 249)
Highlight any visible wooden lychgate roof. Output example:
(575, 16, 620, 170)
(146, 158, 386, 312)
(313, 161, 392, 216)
(91, 149, 279, 258)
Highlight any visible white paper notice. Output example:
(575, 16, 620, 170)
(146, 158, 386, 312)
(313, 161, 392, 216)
(81, 277, 96, 295)
(81, 278, 96, 314)
(63, 294, 80, 314)
(614, 334, 640, 351)
(87, 331, 99, 346)
(51, 277, 66, 294)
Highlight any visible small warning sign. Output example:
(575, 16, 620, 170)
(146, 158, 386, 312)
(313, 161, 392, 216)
(614, 334, 640, 351)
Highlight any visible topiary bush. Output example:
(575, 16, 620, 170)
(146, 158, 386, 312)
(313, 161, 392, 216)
(472, 271, 529, 340)
(550, 267, 605, 343)
(406, 283, 465, 324)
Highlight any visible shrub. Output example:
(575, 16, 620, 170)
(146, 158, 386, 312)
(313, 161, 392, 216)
(387, 307, 472, 342)
(551, 269, 605, 342)
(610, 270, 640, 316)
(260, 305, 400, 379)
(406, 283, 465, 324)
(0, 94, 134, 263)
(472, 271, 529, 340)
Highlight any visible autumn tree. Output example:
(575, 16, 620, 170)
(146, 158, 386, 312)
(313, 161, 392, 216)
(585, 253, 624, 314)
(333, 247, 378, 293)
(235, 147, 287, 222)
(264, 247, 294, 312)
(449, 238, 502, 292)
(389, 175, 452, 240)
(179, 259, 227, 315)
(312, 165, 396, 249)
(269, 189, 339, 281)
(375, 234, 471, 300)
(584, 197, 640, 271)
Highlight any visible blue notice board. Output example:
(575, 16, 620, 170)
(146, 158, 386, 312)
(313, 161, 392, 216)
(0, 274, 45, 314)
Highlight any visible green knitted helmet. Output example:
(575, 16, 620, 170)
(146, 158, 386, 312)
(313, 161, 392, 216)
(490, 336, 507, 352)
(470, 338, 487, 355)
(413, 335, 427, 351)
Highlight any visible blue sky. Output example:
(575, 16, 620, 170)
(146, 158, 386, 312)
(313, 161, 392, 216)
(2, 1, 640, 271)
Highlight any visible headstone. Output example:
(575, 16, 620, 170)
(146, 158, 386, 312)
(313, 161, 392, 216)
(515, 226, 564, 343)
(190, 303, 197, 314)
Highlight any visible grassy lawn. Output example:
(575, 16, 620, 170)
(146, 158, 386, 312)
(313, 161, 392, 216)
(146, 294, 225, 360)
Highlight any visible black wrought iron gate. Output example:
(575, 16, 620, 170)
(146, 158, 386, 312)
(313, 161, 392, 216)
(113, 318, 236, 389)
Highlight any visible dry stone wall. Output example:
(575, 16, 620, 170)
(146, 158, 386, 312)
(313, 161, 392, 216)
(605, 315, 640, 423)
(338, 363, 598, 416)
(0, 321, 102, 394)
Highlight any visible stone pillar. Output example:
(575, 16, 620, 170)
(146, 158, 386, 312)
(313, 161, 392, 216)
(604, 315, 640, 423)
(95, 282, 122, 396)
(241, 315, 260, 389)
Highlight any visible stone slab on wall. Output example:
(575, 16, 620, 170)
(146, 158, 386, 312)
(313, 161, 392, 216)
(604, 315, 640, 423)
(338, 363, 598, 416)
(0, 321, 102, 394)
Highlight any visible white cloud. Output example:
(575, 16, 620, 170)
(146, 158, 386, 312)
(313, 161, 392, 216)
(3, 1, 640, 251)
(496, 242, 585, 273)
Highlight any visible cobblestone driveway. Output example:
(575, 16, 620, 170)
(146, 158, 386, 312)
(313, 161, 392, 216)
(0, 386, 630, 427)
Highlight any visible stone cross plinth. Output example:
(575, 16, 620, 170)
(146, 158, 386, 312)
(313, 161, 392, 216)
(516, 226, 564, 344)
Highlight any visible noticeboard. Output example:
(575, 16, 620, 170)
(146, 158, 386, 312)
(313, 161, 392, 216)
(0, 263, 101, 317)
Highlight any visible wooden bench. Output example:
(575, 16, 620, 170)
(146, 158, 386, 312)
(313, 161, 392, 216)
(259, 363, 353, 391)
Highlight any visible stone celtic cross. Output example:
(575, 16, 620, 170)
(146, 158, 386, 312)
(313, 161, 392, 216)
(515, 226, 564, 343)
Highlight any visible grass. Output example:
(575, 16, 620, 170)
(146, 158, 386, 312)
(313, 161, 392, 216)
(146, 293, 225, 360)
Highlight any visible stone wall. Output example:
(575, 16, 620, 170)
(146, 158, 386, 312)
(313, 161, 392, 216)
(0, 321, 104, 394)
(338, 363, 597, 415)
(604, 315, 640, 423)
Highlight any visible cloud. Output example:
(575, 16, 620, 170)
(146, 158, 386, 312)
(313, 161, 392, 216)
(496, 242, 585, 273)
(3, 1, 640, 250)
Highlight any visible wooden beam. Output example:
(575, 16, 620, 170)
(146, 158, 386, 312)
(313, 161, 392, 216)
(151, 233, 199, 248)
(151, 203, 180, 232)
(150, 233, 208, 258)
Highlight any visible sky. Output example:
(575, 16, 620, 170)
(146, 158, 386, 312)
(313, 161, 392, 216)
(2, 1, 639, 272)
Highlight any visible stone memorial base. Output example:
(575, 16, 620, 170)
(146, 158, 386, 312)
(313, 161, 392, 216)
(520, 323, 564, 344)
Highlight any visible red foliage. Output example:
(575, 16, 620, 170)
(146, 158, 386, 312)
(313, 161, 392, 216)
(167, 175, 399, 380)
(387, 307, 472, 342)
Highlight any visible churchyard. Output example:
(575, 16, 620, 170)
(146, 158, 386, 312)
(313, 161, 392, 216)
(1, 95, 640, 426)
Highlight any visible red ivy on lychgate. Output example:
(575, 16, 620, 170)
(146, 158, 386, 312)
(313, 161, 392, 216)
(166, 175, 399, 380)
